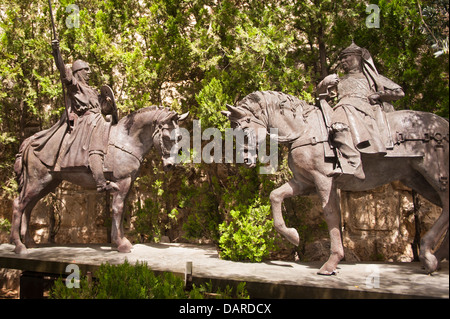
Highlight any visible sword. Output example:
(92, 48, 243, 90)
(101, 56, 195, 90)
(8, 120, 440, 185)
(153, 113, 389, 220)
(48, 0, 57, 40)
(317, 86, 335, 134)
(48, 0, 71, 132)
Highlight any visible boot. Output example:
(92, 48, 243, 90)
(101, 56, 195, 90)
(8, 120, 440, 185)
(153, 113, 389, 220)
(89, 153, 119, 192)
(328, 123, 365, 180)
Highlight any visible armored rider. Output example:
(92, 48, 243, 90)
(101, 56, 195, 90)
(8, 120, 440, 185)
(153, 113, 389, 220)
(318, 42, 405, 180)
(51, 39, 119, 192)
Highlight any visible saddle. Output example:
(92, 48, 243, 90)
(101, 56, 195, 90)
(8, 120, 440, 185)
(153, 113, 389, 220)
(309, 98, 434, 159)
(289, 101, 449, 190)
(53, 113, 113, 171)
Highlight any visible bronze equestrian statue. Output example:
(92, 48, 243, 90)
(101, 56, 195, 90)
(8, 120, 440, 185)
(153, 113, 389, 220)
(10, 40, 188, 254)
(222, 43, 448, 275)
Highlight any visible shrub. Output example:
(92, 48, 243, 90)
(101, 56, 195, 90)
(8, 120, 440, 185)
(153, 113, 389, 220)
(218, 200, 276, 262)
(49, 260, 249, 299)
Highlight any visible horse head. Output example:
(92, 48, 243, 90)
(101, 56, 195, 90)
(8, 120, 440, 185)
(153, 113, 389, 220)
(152, 110, 189, 171)
(221, 103, 267, 168)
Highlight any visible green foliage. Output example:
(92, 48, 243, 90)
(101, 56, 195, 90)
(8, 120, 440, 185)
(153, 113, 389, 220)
(0, 218, 11, 234)
(179, 170, 223, 242)
(195, 77, 231, 131)
(195, 280, 249, 300)
(49, 260, 249, 299)
(132, 198, 163, 243)
(219, 199, 276, 262)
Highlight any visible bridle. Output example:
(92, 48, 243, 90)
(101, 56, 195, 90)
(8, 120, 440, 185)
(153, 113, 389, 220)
(152, 120, 180, 158)
(229, 116, 266, 152)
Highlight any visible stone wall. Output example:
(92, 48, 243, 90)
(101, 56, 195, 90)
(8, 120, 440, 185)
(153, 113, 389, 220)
(0, 182, 109, 245)
(302, 182, 441, 262)
(341, 182, 440, 262)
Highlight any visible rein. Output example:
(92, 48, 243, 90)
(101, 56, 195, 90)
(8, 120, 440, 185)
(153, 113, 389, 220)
(109, 108, 179, 163)
(109, 141, 144, 163)
(233, 94, 331, 151)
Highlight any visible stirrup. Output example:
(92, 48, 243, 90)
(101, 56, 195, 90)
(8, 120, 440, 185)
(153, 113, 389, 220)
(97, 181, 119, 192)
(327, 166, 365, 180)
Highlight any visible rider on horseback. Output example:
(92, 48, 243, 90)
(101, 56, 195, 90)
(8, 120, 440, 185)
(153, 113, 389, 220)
(318, 42, 405, 180)
(49, 39, 119, 192)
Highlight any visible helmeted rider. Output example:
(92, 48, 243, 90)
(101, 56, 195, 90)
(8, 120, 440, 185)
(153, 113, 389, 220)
(51, 39, 119, 192)
(318, 42, 404, 179)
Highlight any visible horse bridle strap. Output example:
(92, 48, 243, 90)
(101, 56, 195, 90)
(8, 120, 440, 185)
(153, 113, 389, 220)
(290, 135, 329, 152)
(232, 116, 267, 129)
(152, 122, 178, 157)
(109, 142, 144, 163)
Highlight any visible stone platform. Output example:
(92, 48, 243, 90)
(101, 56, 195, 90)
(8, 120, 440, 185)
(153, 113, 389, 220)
(0, 243, 448, 299)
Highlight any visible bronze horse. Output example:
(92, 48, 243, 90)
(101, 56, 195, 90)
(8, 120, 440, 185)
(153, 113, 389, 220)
(11, 106, 188, 254)
(222, 90, 449, 275)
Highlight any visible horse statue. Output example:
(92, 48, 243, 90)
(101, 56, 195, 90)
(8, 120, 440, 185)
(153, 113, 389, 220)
(222, 90, 449, 275)
(11, 106, 188, 254)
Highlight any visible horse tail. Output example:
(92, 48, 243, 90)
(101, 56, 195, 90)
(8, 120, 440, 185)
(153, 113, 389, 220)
(14, 137, 32, 195)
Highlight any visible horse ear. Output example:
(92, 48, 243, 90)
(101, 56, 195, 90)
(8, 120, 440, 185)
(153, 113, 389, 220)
(225, 103, 236, 112)
(160, 111, 178, 123)
(225, 104, 246, 118)
(177, 111, 189, 122)
(221, 110, 231, 118)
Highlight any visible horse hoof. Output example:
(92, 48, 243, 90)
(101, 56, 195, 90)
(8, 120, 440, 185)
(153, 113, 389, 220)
(118, 245, 131, 253)
(14, 244, 28, 255)
(117, 240, 132, 253)
(286, 228, 300, 246)
(317, 262, 338, 276)
(317, 266, 337, 276)
(421, 252, 438, 274)
(317, 270, 337, 276)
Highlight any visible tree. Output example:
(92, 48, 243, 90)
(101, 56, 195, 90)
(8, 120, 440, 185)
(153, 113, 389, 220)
(286, 0, 449, 116)
(0, 0, 448, 259)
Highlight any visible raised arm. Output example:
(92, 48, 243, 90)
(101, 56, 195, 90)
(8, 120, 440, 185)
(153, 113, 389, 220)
(51, 39, 69, 82)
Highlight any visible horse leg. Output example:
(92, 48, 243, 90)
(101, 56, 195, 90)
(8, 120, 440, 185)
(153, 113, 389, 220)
(435, 229, 449, 267)
(420, 193, 449, 273)
(316, 177, 344, 275)
(11, 189, 44, 254)
(10, 197, 27, 254)
(400, 173, 442, 207)
(400, 174, 448, 271)
(11, 162, 56, 254)
(406, 156, 449, 273)
(269, 179, 313, 246)
(21, 203, 38, 248)
(21, 180, 61, 248)
(111, 178, 133, 253)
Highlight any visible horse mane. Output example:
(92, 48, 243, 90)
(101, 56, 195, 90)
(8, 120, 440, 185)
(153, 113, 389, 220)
(121, 105, 174, 132)
(236, 91, 314, 121)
